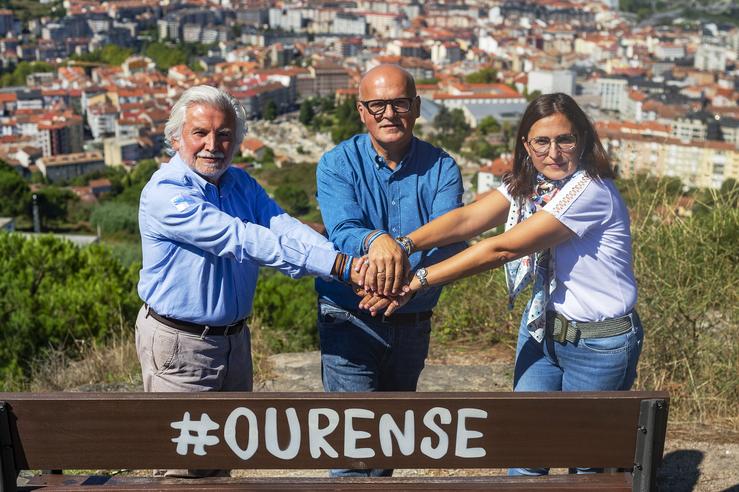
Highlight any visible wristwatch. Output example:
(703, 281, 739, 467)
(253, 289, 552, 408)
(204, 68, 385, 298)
(415, 267, 429, 289)
(395, 235, 415, 256)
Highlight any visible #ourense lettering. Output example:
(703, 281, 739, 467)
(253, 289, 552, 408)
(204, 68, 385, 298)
(171, 406, 489, 460)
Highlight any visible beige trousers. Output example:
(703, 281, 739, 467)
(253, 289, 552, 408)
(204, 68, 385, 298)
(135, 304, 253, 392)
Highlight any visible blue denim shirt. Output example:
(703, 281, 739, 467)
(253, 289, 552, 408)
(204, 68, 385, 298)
(138, 153, 337, 325)
(315, 134, 465, 313)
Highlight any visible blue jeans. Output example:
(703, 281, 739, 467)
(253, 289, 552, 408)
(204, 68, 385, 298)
(509, 307, 643, 476)
(317, 301, 431, 477)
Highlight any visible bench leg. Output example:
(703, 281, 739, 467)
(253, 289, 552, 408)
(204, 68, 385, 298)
(0, 402, 18, 492)
(632, 398, 669, 492)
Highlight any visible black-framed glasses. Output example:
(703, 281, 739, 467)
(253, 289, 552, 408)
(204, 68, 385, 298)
(525, 134, 577, 155)
(359, 97, 414, 116)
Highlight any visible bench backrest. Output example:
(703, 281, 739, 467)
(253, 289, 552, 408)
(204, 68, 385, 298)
(0, 391, 668, 490)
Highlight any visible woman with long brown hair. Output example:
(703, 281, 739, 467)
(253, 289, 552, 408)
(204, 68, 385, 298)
(365, 93, 643, 475)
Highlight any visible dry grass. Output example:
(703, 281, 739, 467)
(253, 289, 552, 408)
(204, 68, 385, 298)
(27, 318, 277, 392)
(28, 328, 141, 392)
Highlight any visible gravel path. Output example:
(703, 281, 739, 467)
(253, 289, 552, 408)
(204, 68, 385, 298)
(253, 350, 739, 491)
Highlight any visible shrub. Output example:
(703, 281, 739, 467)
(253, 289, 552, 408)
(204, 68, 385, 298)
(434, 269, 518, 345)
(0, 234, 140, 388)
(629, 181, 738, 425)
(0, 163, 31, 216)
(250, 271, 318, 353)
(91, 202, 139, 237)
(274, 184, 311, 216)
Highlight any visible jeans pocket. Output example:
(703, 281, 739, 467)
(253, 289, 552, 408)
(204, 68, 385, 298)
(580, 328, 634, 354)
(152, 327, 178, 374)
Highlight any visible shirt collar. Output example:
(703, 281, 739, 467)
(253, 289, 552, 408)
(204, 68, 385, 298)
(363, 134, 417, 171)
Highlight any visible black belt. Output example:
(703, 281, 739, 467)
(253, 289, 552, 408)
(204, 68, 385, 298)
(146, 306, 245, 336)
(353, 308, 433, 325)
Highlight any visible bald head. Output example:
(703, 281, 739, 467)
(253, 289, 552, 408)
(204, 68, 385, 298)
(359, 64, 417, 101)
(356, 64, 420, 159)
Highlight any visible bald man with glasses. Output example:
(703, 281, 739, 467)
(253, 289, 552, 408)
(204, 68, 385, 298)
(314, 64, 466, 477)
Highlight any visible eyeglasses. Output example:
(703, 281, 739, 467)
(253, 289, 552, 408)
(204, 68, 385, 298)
(525, 134, 577, 155)
(359, 97, 414, 116)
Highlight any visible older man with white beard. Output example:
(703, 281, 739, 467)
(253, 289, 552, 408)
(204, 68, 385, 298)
(135, 85, 362, 477)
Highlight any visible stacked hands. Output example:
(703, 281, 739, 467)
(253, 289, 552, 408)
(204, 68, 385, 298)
(347, 233, 416, 317)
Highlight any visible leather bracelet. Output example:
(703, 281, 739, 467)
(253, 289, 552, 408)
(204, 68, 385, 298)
(395, 235, 415, 256)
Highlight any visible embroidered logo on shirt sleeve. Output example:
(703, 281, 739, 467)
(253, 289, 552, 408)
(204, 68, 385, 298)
(171, 194, 197, 212)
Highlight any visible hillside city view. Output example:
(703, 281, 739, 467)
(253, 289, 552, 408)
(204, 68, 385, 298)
(0, 0, 737, 488)
(0, 0, 735, 235)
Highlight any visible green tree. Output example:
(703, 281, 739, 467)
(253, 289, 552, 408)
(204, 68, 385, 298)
(0, 163, 31, 216)
(90, 202, 139, 237)
(71, 44, 133, 65)
(319, 96, 335, 112)
(2, 0, 64, 21)
(0, 234, 139, 387)
(477, 116, 501, 135)
(526, 89, 542, 102)
(467, 137, 497, 160)
(144, 42, 187, 71)
(34, 186, 77, 227)
(330, 97, 363, 143)
(299, 99, 315, 126)
(0, 61, 55, 87)
(273, 184, 310, 216)
(104, 159, 159, 206)
(98, 44, 133, 65)
(250, 271, 318, 352)
(263, 100, 278, 121)
(432, 107, 471, 152)
(465, 67, 497, 84)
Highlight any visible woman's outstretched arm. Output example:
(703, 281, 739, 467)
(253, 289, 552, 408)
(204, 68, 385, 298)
(407, 189, 511, 251)
(372, 210, 575, 316)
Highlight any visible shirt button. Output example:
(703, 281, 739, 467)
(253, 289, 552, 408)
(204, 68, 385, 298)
(392, 200, 396, 205)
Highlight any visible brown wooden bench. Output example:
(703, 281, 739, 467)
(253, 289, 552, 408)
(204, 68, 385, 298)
(0, 391, 668, 491)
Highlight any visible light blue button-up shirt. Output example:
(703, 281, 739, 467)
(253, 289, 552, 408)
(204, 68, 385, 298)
(138, 154, 337, 325)
(315, 134, 465, 313)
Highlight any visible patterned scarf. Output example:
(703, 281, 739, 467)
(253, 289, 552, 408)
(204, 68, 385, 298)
(503, 170, 584, 341)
